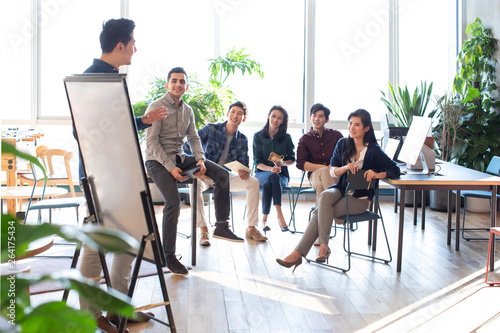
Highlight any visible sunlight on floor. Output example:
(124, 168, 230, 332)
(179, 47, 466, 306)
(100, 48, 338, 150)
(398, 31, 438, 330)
(189, 270, 337, 315)
(359, 260, 500, 332)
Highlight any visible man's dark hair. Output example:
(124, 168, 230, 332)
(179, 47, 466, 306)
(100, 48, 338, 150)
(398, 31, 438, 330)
(229, 101, 248, 116)
(100, 18, 136, 53)
(167, 67, 188, 81)
(310, 103, 331, 120)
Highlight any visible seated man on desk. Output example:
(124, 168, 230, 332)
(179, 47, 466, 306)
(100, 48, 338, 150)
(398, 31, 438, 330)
(145, 67, 243, 276)
(183, 101, 267, 246)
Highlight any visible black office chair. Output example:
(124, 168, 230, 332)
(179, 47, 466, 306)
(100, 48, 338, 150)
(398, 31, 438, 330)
(306, 170, 392, 273)
(289, 171, 315, 234)
(457, 156, 500, 241)
(290, 170, 357, 237)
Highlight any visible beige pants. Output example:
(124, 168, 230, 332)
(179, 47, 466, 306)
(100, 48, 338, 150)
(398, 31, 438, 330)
(192, 172, 260, 228)
(309, 167, 339, 204)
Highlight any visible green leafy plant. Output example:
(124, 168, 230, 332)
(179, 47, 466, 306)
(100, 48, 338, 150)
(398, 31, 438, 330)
(380, 81, 433, 127)
(1, 141, 139, 333)
(133, 47, 264, 141)
(452, 17, 500, 172)
(456, 17, 497, 85)
(429, 93, 466, 162)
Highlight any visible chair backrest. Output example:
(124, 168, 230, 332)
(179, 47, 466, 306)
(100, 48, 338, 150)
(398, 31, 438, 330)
(46, 149, 73, 175)
(30, 157, 47, 188)
(45, 149, 75, 196)
(486, 156, 500, 176)
(35, 145, 49, 168)
(24, 158, 49, 212)
(345, 170, 378, 191)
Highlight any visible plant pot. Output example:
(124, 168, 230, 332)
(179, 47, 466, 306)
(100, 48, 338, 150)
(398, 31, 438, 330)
(429, 190, 456, 212)
(465, 196, 490, 213)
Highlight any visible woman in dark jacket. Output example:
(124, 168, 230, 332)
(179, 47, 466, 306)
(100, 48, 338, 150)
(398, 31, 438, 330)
(277, 109, 400, 271)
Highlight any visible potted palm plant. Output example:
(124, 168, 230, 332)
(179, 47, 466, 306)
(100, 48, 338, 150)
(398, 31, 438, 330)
(380, 80, 433, 206)
(380, 80, 434, 128)
(133, 47, 264, 143)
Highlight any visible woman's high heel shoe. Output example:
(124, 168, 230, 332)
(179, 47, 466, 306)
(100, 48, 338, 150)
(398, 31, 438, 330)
(278, 220, 289, 232)
(315, 248, 331, 264)
(263, 224, 271, 234)
(276, 257, 302, 273)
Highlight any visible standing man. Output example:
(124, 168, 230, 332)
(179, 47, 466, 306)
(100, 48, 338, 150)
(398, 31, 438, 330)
(296, 103, 343, 204)
(78, 18, 167, 333)
(183, 101, 267, 246)
(145, 67, 243, 276)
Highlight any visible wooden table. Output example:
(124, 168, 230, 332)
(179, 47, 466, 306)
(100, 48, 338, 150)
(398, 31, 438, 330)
(2, 133, 43, 215)
(383, 162, 500, 272)
(1, 186, 68, 217)
(2, 138, 18, 215)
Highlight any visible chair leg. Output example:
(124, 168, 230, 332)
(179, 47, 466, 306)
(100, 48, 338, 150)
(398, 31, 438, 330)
(230, 192, 234, 230)
(306, 223, 350, 273)
(343, 218, 391, 265)
(461, 197, 490, 241)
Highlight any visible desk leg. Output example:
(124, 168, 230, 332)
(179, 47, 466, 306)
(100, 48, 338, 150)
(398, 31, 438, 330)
(397, 186, 406, 272)
(490, 185, 498, 271)
(394, 188, 398, 213)
(191, 181, 197, 266)
(447, 190, 452, 245)
(421, 190, 426, 230)
(455, 189, 461, 251)
(413, 190, 418, 226)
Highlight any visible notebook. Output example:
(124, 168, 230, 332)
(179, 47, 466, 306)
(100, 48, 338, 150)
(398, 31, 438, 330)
(346, 169, 374, 190)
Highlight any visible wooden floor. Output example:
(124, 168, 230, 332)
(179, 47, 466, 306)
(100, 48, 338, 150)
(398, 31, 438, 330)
(29, 195, 500, 333)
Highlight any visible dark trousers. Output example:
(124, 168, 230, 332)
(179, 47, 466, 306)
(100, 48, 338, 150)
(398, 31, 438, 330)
(254, 171, 288, 215)
(146, 156, 230, 255)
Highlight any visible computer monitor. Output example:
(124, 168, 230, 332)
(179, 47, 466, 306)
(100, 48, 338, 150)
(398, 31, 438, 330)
(398, 116, 434, 173)
(383, 138, 400, 161)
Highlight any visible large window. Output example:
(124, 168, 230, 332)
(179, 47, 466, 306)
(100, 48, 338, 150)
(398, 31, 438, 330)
(39, 1, 119, 119)
(315, 0, 390, 123)
(1, 2, 32, 122)
(127, 0, 216, 105)
(399, 0, 457, 97)
(218, 0, 305, 125)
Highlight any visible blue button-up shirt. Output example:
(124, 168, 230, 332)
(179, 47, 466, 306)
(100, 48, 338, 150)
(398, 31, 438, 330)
(183, 121, 249, 169)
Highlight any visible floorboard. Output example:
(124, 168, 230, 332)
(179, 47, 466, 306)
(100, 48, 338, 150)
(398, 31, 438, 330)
(25, 195, 500, 332)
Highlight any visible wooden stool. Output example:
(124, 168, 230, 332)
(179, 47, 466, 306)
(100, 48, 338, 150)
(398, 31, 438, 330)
(485, 227, 500, 285)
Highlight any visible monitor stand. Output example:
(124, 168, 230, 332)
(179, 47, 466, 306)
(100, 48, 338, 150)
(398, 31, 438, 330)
(406, 146, 435, 175)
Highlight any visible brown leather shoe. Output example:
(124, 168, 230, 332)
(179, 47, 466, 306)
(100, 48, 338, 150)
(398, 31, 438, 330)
(246, 228, 268, 241)
(97, 315, 129, 333)
(108, 311, 155, 325)
(199, 230, 211, 246)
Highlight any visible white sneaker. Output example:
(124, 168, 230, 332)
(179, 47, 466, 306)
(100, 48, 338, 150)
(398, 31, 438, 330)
(199, 230, 211, 246)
